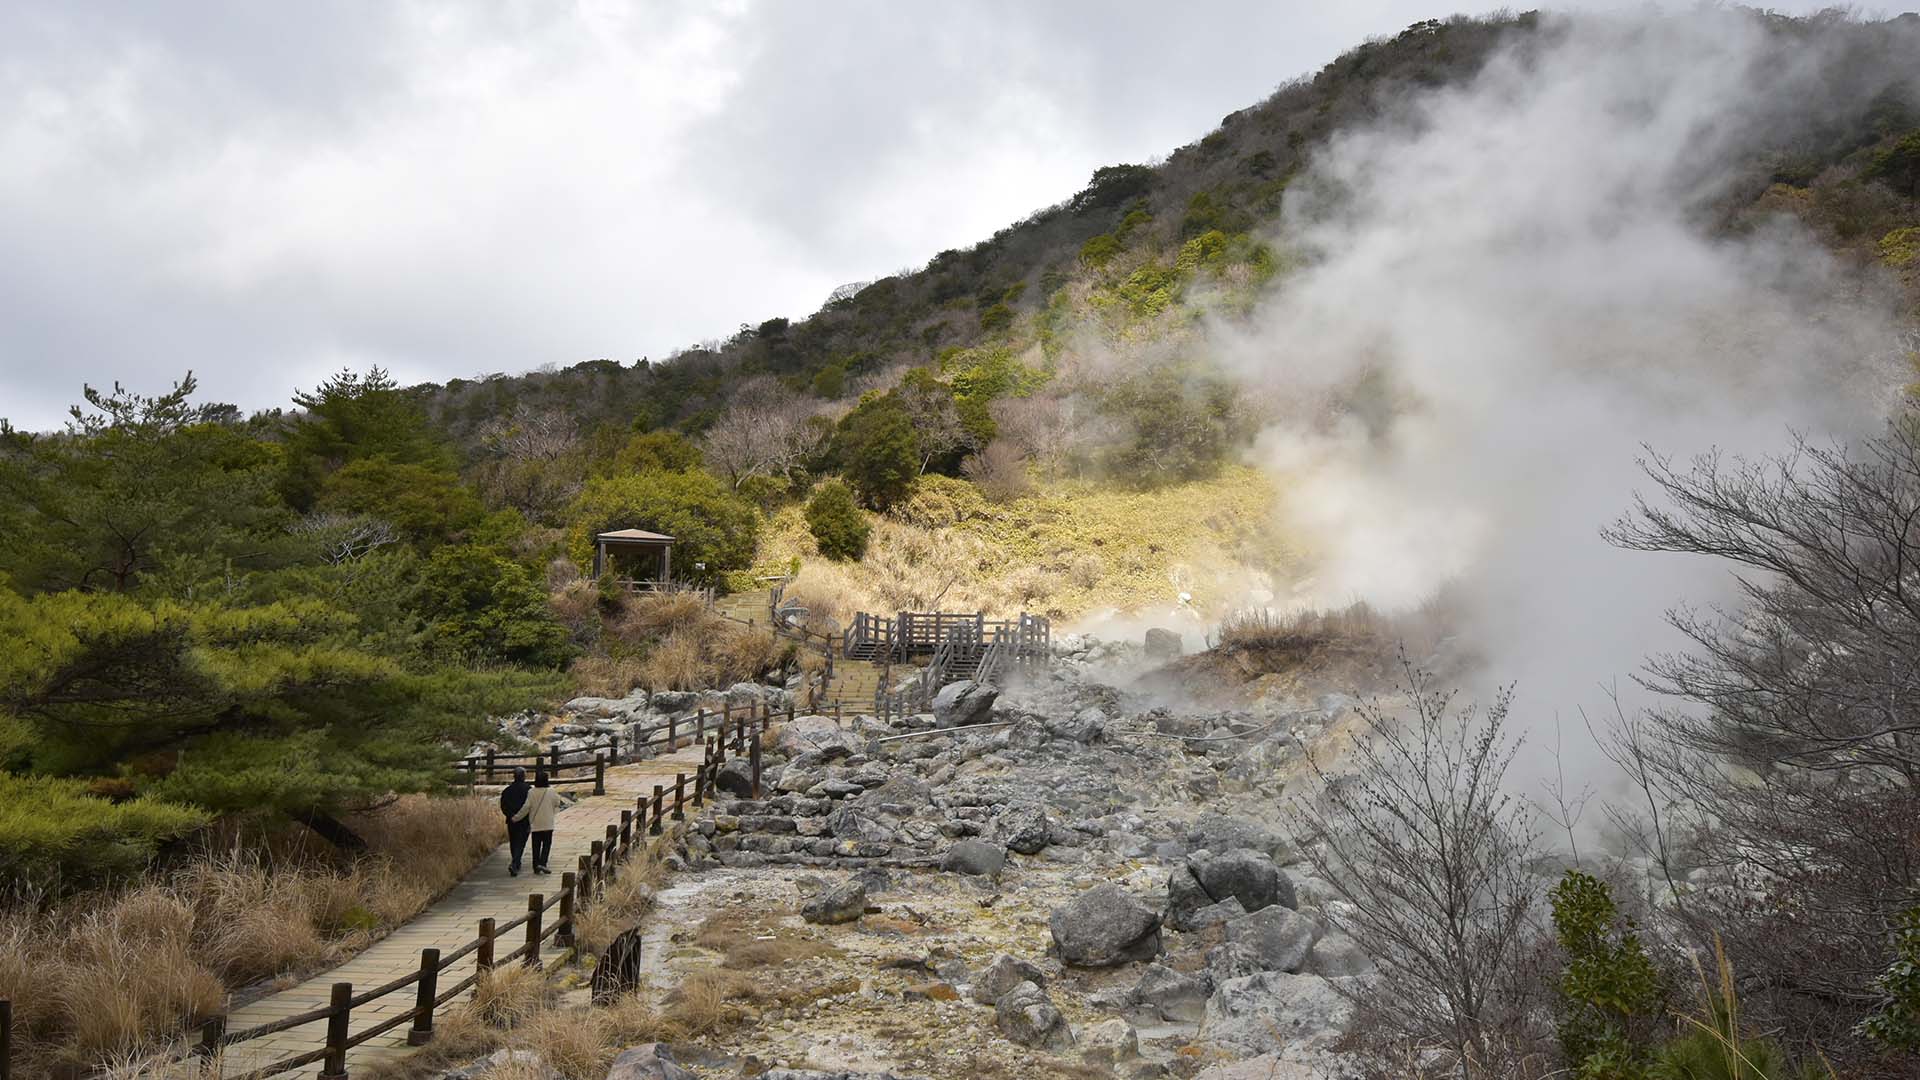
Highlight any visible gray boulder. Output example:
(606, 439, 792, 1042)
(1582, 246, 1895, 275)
(1186, 814, 1296, 865)
(994, 980, 1073, 1050)
(1144, 627, 1183, 660)
(484, 1049, 560, 1080)
(604, 1044, 696, 1080)
(942, 839, 1008, 878)
(1131, 963, 1209, 1022)
(996, 803, 1053, 855)
(1050, 884, 1163, 967)
(1165, 864, 1217, 931)
(775, 715, 859, 756)
(801, 879, 868, 925)
(1194, 848, 1294, 913)
(1206, 942, 1265, 985)
(932, 680, 998, 728)
(1223, 905, 1318, 974)
(726, 682, 766, 704)
(1201, 972, 1353, 1056)
(971, 953, 1049, 1004)
(713, 759, 755, 798)
(1305, 930, 1373, 978)
(1185, 897, 1249, 932)
(648, 690, 698, 714)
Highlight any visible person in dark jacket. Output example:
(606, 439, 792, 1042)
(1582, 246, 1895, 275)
(499, 767, 531, 876)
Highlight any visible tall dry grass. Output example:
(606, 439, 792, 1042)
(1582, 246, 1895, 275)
(1, 795, 501, 1076)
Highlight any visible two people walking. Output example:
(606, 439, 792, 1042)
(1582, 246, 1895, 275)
(498, 767, 561, 875)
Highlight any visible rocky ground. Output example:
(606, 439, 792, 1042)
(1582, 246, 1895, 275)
(464, 634, 1388, 1080)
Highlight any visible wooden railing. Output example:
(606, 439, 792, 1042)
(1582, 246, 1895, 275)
(0, 708, 788, 1080)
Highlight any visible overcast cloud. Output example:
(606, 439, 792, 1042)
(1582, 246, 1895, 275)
(0, 0, 1858, 430)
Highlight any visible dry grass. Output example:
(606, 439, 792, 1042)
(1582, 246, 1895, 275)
(572, 840, 669, 956)
(3, 795, 502, 1076)
(568, 653, 646, 697)
(636, 630, 707, 691)
(692, 906, 839, 969)
(471, 963, 559, 1029)
(764, 465, 1285, 623)
(614, 592, 711, 641)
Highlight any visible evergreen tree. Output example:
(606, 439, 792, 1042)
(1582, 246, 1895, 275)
(805, 479, 871, 560)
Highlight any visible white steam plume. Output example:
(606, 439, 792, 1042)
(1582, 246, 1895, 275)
(1223, 10, 1911, 786)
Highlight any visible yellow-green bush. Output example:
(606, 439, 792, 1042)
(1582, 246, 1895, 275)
(0, 775, 210, 889)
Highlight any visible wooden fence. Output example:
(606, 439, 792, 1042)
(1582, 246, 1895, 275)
(0, 711, 781, 1080)
(452, 698, 791, 794)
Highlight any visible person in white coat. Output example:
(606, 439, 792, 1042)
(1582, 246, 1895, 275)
(512, 768, 562, 874)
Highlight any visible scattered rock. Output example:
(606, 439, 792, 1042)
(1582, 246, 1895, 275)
(648, 690, 698, 714)
(604, 1044, 696, 1080)
(482, 1048, 560, 1080)
(1080, 1018, 1140, 1065)
(1050, 884, 1162, 967)
(1202, 972, 1353, 1056)
(1185, 897, 1249, 932)
(942, 839, 1007, 878)
(932, 680, 998, 728)
(1131, 963, 1209, 1023)
(971, 953, 1049, 1004)
(1223, 905, 1318, 973)
(1193, 1056, 1330, 1080)
(801, 879, 868, 925)
(994, 980, 1073, 1050)
(996, 803, 1053, 855)
(1144, 628, 1183, 660)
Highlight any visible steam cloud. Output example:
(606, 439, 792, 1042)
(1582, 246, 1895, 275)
(1224, 11, 1911, 786)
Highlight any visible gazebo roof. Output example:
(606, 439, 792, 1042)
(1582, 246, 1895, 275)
(595, 528, 675, 543)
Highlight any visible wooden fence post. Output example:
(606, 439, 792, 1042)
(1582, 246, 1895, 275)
(650, 786, 664, 834)
(750, 732, 763, 798)
(604, 825, 620, 883)
(635, 795, 647, 836)
(576, 855, 591, 907)
(557, 873, 576, 948)
(407, 949, 439, 1045)
(477, 918, 495, 972)
(549, 745, 561, 775)
(672, 773, 686, 821)
(693, 764, 708, 808)
(593, 753, 606, 796)
(464, 757, 476, 794)
(525, 894, 542, 967)
(696, 708, 707, 746)
(620, 809, 633, 853)
(667, 713, 677, 752)
(484, 747, 496, 784)
(319, 981, 352, 1080)
(1, 997, 11, 1080)
(609, 733, 620, 764)
(195, 1014, 224, 1059)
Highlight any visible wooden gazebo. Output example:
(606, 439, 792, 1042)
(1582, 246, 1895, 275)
(591, 528, 676, 591)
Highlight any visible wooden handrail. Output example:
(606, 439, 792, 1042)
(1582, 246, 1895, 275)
(75, 705, 783, 1080)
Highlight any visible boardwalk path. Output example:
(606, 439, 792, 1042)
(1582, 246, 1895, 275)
(218, 746, 709, 1077)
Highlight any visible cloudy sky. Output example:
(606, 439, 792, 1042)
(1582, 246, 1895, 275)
(0, 1, 1855, 430)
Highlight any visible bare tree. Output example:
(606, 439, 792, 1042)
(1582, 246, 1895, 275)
(287, 511, 398, 565)
(896, 371, 971, 474)
(474, 403, 582, 516)
(1601, 412, 1920, 1069)
(1292, 654, 1547, 1076)
(961, 439, 1031, 501)
(701, 377, 826, 488)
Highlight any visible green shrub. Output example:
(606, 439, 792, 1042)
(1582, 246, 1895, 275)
(565, 469, 760, 581)
(1860, 908, 1920, 1052)
(1079, 233, 1122, 268)
(804, 480, 870, 561)
(1070, 163, 1154, 213)
(1552, 870, 1665, 1078)
(1866, 131, 1920, 198)
(979, 302, 1014, 332)
(0, 774, 209, 889)
(829, 396, 920, 509)
(416, 544, 572, 667)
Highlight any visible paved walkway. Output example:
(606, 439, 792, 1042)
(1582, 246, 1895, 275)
(216, 747, 710, 1077)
